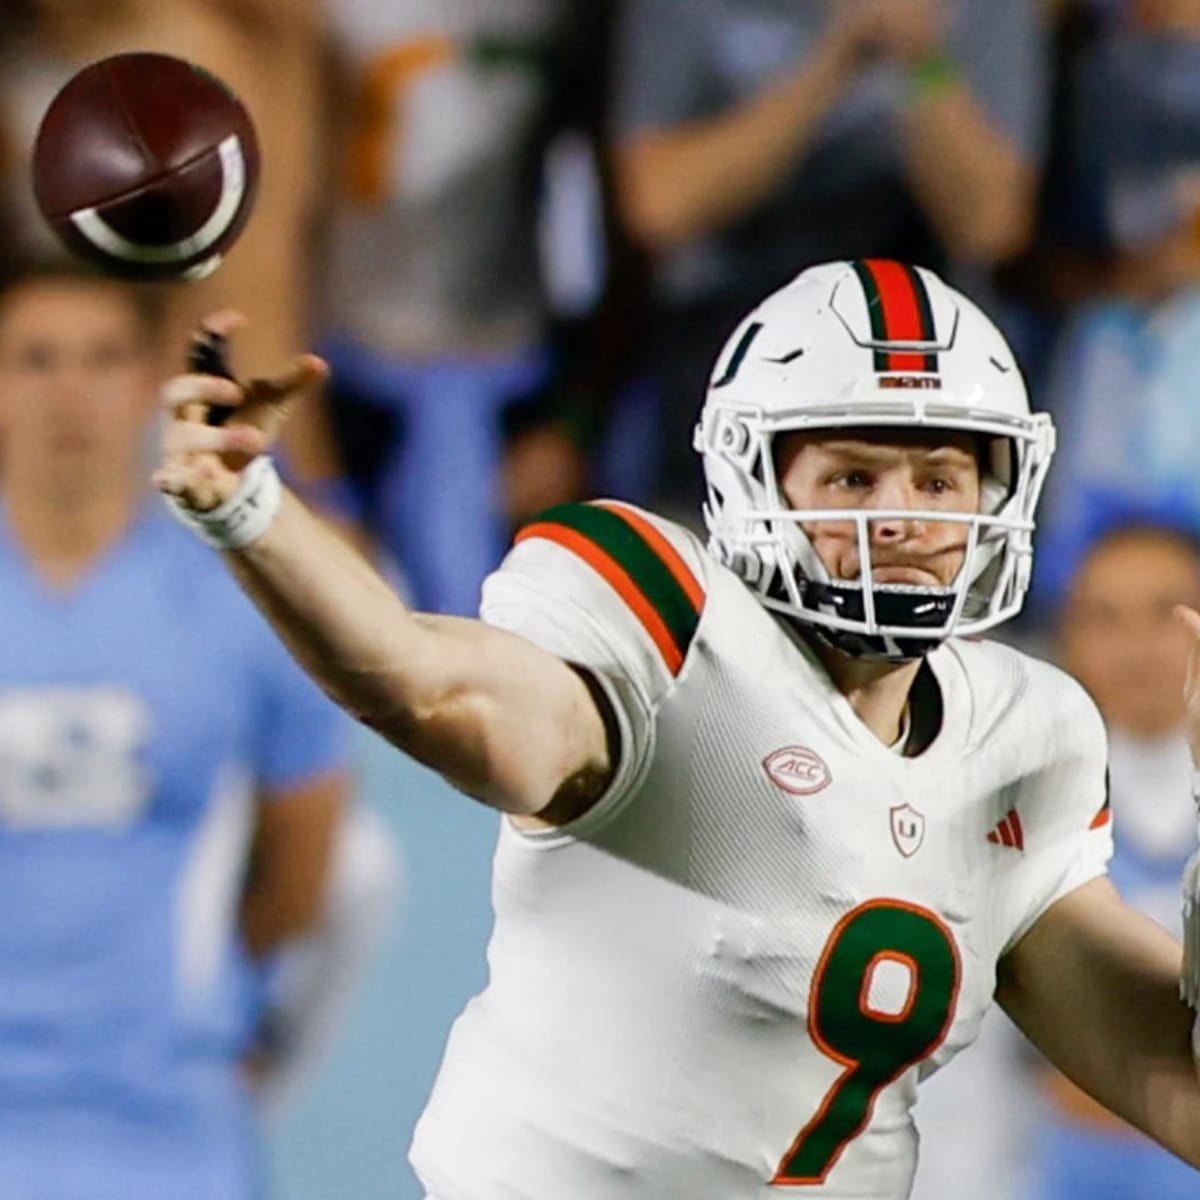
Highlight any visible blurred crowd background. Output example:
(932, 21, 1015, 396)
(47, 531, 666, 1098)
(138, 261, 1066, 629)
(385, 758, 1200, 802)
(2, 1, 1200, 1198)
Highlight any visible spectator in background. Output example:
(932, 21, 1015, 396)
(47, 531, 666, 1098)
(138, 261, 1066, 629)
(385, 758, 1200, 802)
(0, 259, 352, 1199)
(1030, 520, 1200, 1200)
(322, 0, 644, 616)
(614, 0, 1048, 514)
(1032, 3, 1200, 610)
(0, 0, 354, 524)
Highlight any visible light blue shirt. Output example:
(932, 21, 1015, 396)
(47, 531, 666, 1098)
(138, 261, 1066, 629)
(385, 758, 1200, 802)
(0, 502, 348, 1200)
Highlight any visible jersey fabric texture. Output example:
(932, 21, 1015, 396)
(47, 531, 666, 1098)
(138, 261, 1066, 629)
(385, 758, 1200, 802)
(410, 501, 1113, 1200)
(0, 504, 348, 1200)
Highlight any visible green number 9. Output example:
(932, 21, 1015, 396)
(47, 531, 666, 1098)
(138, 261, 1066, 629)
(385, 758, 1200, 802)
(773, 899, 961, 1185)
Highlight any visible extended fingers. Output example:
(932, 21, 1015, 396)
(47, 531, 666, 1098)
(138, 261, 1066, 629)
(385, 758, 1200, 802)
(237, 353, 329, 433)
(152, 466, 230, 512)
(198, 309, 247, 338)
(163, 420, 267, 458)
(256, 353, 329, 400)
(162, 373, 244, 413)
(1175, 605, 1200, 640)
(151, 461, 199, 498)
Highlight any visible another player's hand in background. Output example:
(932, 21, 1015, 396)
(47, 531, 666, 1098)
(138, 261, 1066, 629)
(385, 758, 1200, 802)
(869, 0, 947, 66)
(828, 0, 947, 70)
(1175, 605, 1200, 771)
(152, 311, 328, 512)
(1172, 604, 1200, 1010)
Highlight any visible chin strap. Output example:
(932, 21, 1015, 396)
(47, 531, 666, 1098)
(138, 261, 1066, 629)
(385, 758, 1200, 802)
(771, 577, 951, 663)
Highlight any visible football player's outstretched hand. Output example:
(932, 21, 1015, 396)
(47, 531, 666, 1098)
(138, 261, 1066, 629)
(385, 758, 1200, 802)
(152, 310, 328, 512)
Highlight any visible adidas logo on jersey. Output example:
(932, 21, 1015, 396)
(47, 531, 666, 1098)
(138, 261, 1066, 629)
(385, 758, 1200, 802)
(987, 808, 1025, 851)
(763, 746, 831, 796)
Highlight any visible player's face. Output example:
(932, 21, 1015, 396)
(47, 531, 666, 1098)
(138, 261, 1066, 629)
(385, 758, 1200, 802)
(0, 280, 157, 491)
(775, 429, 982, 587)
(1061, 531, 1200, 737)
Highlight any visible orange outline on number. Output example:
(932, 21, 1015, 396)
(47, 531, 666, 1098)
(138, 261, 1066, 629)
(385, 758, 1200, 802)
(771, 898, 962, 1187)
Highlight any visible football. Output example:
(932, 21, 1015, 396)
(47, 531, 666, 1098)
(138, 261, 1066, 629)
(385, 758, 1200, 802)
(31, 52, 260, 282)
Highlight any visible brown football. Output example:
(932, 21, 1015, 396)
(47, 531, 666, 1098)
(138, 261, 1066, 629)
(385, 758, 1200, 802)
(31, 53, 260, 282)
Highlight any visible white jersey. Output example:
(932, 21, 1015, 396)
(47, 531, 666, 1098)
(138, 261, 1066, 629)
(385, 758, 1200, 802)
(411, 502, 1113, 1200)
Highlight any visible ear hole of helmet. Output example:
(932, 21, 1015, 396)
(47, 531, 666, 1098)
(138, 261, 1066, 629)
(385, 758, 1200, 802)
(714, 412, 752, 463)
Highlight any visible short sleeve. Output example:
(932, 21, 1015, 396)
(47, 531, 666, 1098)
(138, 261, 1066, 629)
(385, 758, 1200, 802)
(613, 0, 718, 137)
(951, 0, 1049, 160)
(481, 502, 708, 831)
(248, 622, 352, 797)
(997, 672, 1114, 956)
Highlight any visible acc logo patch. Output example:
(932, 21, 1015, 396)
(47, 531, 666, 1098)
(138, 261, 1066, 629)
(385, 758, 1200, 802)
(890, 803, 926, 858)
(763, 746, 831, 796)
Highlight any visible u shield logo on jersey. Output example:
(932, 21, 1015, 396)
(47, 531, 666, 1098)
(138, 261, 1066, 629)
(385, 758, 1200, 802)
(889, 803, 926, 858)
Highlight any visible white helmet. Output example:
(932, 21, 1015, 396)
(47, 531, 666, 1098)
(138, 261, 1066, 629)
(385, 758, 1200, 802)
(695, 260, 1056, 661)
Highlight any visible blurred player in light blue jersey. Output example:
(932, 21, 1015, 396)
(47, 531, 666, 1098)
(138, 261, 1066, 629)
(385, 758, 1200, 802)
(0, 261, 355, 1200)
(1031, 522, 1200, 1200)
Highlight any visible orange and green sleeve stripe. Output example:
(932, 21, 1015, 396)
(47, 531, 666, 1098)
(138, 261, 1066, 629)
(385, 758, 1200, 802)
(515, 502, 704, 675)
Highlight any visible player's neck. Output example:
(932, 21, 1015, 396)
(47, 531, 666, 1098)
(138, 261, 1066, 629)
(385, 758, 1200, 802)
(4, 482, 142, 590)
(811, 638, 923, 747)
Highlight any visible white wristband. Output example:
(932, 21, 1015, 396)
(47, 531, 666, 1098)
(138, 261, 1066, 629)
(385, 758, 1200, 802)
(163, 455, 283, 550)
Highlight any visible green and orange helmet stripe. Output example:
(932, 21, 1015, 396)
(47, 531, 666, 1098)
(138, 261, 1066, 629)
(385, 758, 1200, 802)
(851, 259, 940, 374)
(515, 501, 704, 675)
